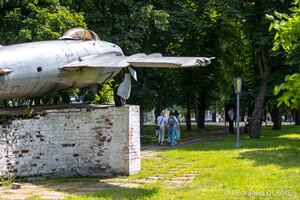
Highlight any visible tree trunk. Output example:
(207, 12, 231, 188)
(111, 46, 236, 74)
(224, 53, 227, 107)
(212, 104, 216, 122)
(249, 47, 270, 139)
(272, 105, 281, 130)
(295, 109, 300, 125)
(249, 79, 267, 138)
(293, 109, 300, 125)
(186, 103, 192, 131)
(196, 92, 206, 129)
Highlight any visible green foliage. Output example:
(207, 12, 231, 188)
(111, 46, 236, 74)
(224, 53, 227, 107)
(269, 1, 300, 53)
(69, 1, 169, 54)
(274, 73, 300, 109)
(269, 0, 300, 108)
(93, 81, 115, 104)
(0, 0, 86, 44)
(146, 0, 250, 113)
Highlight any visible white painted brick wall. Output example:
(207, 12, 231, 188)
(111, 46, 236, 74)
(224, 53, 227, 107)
(0, 105, 140, 178)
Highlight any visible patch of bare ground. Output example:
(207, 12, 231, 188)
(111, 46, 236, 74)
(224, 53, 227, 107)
(0, 183, 66, 200)
(163, 172, 199, 187)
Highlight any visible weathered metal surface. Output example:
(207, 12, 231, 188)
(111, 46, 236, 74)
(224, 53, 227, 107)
(0, 40, 123, 99)
(0, 28, 214, 100)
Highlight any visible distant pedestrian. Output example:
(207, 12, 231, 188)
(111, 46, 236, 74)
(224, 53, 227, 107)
(167, 111, 178, 147)
(156, 112, 167, 145)
(244, 115, 250, 133)
(228, 108, 235, 134)
(174, 110, 181, 141)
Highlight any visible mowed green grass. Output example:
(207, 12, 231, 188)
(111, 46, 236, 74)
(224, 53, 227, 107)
(42, 126, 300, 199)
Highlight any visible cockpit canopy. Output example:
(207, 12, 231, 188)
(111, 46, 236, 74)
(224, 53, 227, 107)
(59, 28, 100, 41)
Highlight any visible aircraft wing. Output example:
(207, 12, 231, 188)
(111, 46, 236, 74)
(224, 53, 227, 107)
(60, 54, 127, 71)
(126, 53, 214, 68)
(60, 53, 214, 70)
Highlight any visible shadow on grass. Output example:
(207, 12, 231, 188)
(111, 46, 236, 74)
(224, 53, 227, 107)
(237, 148, 300, 168)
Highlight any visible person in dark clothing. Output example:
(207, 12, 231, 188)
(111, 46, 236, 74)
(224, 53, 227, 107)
(228, 108, 235, 134)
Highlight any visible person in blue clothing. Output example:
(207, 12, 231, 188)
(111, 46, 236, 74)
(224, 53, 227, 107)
(167, 111, 179, 147)
(174, 110, 181, 141)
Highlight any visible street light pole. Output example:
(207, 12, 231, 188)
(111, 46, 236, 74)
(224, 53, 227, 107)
(236, 92, 240, 148)
(233, 78, 242, 148)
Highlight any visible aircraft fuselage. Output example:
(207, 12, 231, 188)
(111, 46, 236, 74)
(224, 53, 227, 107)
(0, 40, 123, 99)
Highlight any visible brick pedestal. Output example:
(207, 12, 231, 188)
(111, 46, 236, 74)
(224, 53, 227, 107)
(0, 105, 140, 178)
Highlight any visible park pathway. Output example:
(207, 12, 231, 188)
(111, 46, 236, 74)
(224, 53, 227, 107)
(0, 129, 227, 200)
(141, 128, 226, 158)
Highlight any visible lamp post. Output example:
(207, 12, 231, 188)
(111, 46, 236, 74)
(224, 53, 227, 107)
(233, 78, 242, 148)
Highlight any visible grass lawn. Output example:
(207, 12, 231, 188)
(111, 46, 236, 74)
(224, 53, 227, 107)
(33, 126, 300, 199)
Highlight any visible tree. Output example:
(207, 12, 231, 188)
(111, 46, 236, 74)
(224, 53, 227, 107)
(239, 0, 292, 138)
(150, 0, 250, 130)
(0, 0, 86, 44)
(269, 1, 300, 110)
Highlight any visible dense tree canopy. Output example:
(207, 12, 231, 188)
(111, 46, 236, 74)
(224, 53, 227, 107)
(0, 0, 299, 136)
(269, 0, 300, 109)
(0, 0, 86, 44)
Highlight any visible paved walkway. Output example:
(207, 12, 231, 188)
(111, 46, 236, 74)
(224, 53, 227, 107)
(141, 129, 226, 158)
(0, 129, 227, 200)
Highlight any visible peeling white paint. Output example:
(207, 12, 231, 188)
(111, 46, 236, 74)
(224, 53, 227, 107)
(0, 105, 140, 178)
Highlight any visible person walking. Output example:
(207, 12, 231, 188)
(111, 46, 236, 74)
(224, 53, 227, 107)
(174, 110, 181, 141)
(228, 108, 235, 134)
(156, 112, 167, 145)
(167, 111, 179, 147)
